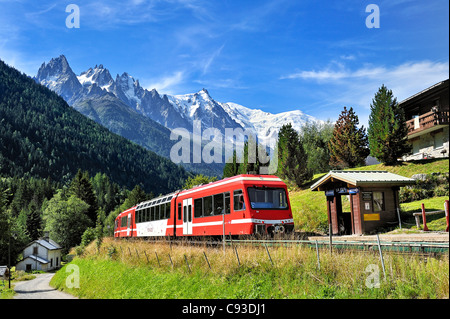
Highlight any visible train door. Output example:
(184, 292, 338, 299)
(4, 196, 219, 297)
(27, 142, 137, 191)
(127, 213, 132, 237)
(183, 198, 193, 235)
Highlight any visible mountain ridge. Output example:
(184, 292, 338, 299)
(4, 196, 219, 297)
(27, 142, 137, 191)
(35, 55, 323, 176)
(36, 55, 322, 139)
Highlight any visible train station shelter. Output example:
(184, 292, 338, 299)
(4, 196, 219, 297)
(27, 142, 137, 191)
(310, 171, 415, 235)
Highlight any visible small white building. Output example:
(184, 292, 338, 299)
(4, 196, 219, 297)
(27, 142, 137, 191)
(15, 234, 62, 272)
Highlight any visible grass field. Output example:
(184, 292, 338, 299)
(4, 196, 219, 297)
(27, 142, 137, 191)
(50, 238, 449, 299)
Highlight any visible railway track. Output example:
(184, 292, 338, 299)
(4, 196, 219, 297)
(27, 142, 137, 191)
(227, 238, 449, 255)
(136, 235, 449, 255)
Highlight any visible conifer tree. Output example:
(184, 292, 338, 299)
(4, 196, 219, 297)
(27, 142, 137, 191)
(368, 85, 412, 165)
(69, 169, 98, 223)
(223, 150, 241, 178)
(328, 107, 369, 169)
(277, 123, 312, 186)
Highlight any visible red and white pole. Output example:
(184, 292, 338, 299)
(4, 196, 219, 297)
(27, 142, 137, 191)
(421, 203, 429, 231)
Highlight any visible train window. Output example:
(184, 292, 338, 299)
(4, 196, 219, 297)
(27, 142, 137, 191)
(178, 203, 182, 220)
(183, 205, 187, 222)
(157, 205, 162, 220)
(233, 190, 245, 211)
(194, 198, 203, 218)
(146, 208, 150, 222)
(247, 187, 288, 209)
(165, 203, 171, 219)
(149, 206, 155, 221)
(213, 193, 224, 215)
(203, 196, 213, 216)
(121, 216, 127, 227)
(188, 204, 192, 222)
(224, 192, 230, 214)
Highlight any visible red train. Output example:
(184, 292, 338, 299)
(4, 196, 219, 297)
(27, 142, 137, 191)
(114, 174, 294, 238)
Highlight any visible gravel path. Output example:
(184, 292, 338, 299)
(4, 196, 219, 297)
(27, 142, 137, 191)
(13, 273, 77, 299)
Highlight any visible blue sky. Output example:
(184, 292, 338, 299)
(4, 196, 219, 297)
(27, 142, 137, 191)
(1, 0, 448, 126)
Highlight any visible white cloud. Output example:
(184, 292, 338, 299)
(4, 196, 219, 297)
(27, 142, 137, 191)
(144, 71, 185, 94)
(281, 60, 449, 84)
(202, 44, 225, 75)
(282, 60, 449, 127)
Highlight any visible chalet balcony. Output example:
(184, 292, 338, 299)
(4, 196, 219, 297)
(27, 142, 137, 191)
(405, 109, 449, 139)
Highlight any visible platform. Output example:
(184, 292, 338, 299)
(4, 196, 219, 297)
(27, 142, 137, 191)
(308, 232, 449, 243)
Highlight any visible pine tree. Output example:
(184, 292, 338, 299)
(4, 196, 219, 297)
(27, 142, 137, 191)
(223, 150, 240, 178)
(120, 185, 149, 210)
(328, 107, 370, 169)
(368, 85, 412, 165)
(69, 169, 98, 223)
(277, 123, 312, 186)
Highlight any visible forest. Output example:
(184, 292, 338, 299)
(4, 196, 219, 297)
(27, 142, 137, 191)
(0, 59, 189, 194)
(0, 59, 190, 264)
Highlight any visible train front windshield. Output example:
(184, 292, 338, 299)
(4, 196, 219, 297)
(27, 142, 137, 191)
(247, 187, 288, 210)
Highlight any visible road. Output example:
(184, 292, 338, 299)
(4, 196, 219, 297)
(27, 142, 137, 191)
(13, 273, 77, 299)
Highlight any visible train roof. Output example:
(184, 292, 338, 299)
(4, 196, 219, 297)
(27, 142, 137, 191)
(178, 174, 284, 197)
(135, 191, 179, 210)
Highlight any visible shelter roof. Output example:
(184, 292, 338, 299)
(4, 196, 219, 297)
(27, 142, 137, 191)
(310, 170, 415, 191)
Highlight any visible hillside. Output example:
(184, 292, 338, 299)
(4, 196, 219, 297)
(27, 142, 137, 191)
(290, 159, 449, 233)
(0, 59, 189, 194)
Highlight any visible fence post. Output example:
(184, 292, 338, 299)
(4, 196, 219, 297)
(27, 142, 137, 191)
(445, 200, 449, 232)
(135, 248, 140, 260)
(155, 251, 161, 267)
(143, 250, 149, 264)
(234, 246, 241, 266)
(264, 244, 274, 266)
(421, 203, 429, 231)
(203, 251, 211, 270)
(184, 254, 191, 273)
(168, 254, 174, 268)
(329, 224, 333, 255)
(315, 240, 320, 270)
(376, 234, 386, 280)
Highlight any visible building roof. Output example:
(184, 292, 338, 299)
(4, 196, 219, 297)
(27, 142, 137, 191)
(24, 238, 62, 251)
(310, 170, 415, 191)
(399, 79, 449, 106)
(20, 255, 49, 265)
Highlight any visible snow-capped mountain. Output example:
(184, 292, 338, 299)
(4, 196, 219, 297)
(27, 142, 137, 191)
(35, 55, 322, 155)
(221, 102, 320, 146)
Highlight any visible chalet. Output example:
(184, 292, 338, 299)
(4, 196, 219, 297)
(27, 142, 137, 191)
(400, 79, 449, 161)
(15, 233, 62, 272)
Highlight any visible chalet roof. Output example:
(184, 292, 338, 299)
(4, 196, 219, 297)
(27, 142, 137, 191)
(21, 255, 50, 265)
(399, 79, 449, 106)
(310, 170, 415, 191)
(25, 238, 62, 251)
